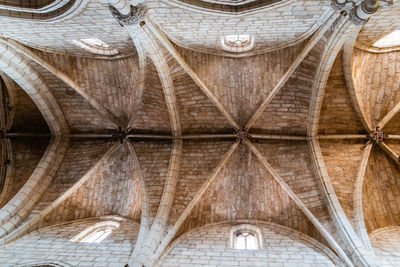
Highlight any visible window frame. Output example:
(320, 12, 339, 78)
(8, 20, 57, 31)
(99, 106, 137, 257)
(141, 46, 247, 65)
(373, 29, 400, 48)
(71, 38, 119, 56)
(69, 221, 120, 244)
(230, 224, 262, 250)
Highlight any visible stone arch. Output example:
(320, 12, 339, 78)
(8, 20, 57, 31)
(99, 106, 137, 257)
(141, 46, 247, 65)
(15, 260, 72, 267)
(370, 226, 400, 266)
(0, 216, 140, 266)
(0, 0, 87, 21)
(164, 0, 296, 15)
(0, 42, 68, 135)
(156, 220, 343, 266)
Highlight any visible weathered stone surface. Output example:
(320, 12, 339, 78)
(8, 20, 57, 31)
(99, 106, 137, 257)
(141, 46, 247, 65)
(0, 2, 398, 266)
(34, 50, 140, 129)
(39, 143, 141, 228)
(28, 140, 115, 225)
(132, 140, 172, 222)
(7, 77, 49, 133)
(320, 140, 365, 224)
(159, 222, 336, 267)
(319, 51, 365, 135)
(178, 144, 326, 245)
(177, 42, 306, 126)
(0, 218, 139, 267)
(353, 48, 400, 129)
(27, 59, 116, 133)
(0, 138, 49, 209)
(131, 58, 172, 133)
(252, 40, 324, 135)
(363, 147, 400, 233)
(371, 227, 400, 266)
(168, 139, 234, 226)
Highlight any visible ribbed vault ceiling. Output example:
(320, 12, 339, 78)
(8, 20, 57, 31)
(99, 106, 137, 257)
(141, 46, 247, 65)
(0, 1, 400, 266)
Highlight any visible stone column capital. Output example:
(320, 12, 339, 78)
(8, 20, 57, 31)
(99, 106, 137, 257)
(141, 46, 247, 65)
(109, 3, 149, 26)
(331, 0, 383, 25)
(331, 0, 356, 13)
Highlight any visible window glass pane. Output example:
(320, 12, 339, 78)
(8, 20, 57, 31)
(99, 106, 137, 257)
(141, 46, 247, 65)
(234, 232, 259, 250)
(93, 230, 112, 243)
(80, 228, 113, 243)
(374, 29, 400, 48)
(245, 234, 258, 250)
(81, 38, 110, 48)
(71, 38, 119, 55)
(236, 234, 246, 249)
(82, 230, 104, 243)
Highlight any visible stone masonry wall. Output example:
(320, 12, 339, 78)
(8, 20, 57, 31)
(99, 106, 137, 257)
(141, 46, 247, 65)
(319, 140, 365, 225)
(39, 143, 141, 228)
(8, 77, 49, 133)
(319, 51, 365, 135)
(370, 227, 400, 266)
(252, 39, 324, 135)
(157, 221, 337, 267)
(177, 41, 306, 126)
(363, 147, 400, 233)
(353, 48, 400, 131)
(178, 143, 326, 247)
(0, 217, 139, 267)
(151, 0, 330, 54)
(0, 138, 49, 209)
(34, 50, 140, 129)
(27, 59, 115, 133)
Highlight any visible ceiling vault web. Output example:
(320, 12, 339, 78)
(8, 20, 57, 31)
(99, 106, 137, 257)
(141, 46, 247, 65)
(123, 21, 182, 136)
(378, 141, 400, 166)
(0, 142, 120, 245)
(0, 38, 124, 129)
(150, 141, 239, 267)
(377, 100, 400, 130)
(307, 15, 353, 137)
(343, 28, 374, 132)
(245, 12, 339, 131)
(145, 20, 240, 131)
(130, 139, 183, 267)
(127, 40, 146, 131)
(306, 10, 378, 266)
(245, 139, 353, 266)
(353, 142, 373, 252)
(126, 141, 150, 263)
(1, 1, 399, 266)
(0, 137, 69, 243)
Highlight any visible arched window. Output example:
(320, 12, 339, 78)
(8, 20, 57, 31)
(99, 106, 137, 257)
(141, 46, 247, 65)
(70, 221, 120, 244)
(230, 224, 262, 250)
(221, 34, 254, 53)
(374, 29, 400, 48)
(71, 38, 119, 56)
(235, 232, 258, 249)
